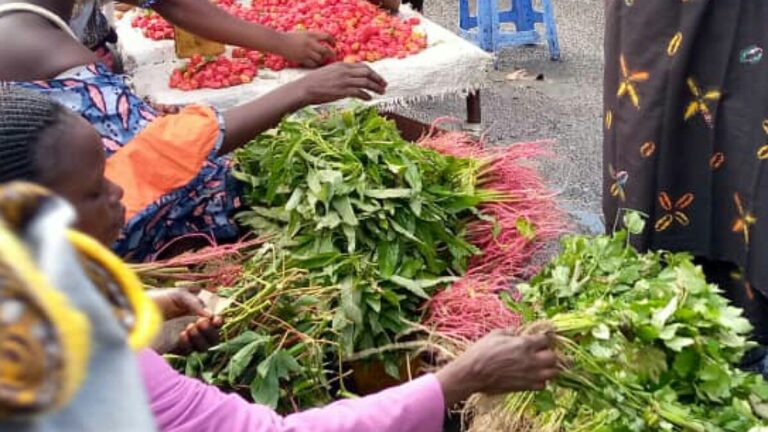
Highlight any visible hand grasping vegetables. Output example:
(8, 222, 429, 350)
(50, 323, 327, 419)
(148, 288, 223, 354)
(437, 330, 559, 407)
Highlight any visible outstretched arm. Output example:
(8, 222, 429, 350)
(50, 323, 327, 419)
(218, 62, 387, 156)
(138, 330, 558, 432)
(122, 0, 335, 67)
(140, 349, 444, 432)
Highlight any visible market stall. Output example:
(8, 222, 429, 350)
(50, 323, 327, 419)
(115, 3, 491, 119)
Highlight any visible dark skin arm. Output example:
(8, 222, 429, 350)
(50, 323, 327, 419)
(121, 0, 335, 67)
(369, 0, 400, 12)
(218, 62, 387, 156)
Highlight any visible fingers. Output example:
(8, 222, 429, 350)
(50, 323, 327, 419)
(534, 349, 558, 368)
(315, 43, 335, 61)
(345, 64, 388, 87)
(351, 89, 373, 101)
(537, 368, 559, 382)
(306, 51, 324, 67)
(175, 290, 212, 318)
(310, 31, 336, 47)
(302, 58, 320, 68)
(348, 77, 386, 95)
(180, 318, 220, 353)
(525, 333, 555, 352)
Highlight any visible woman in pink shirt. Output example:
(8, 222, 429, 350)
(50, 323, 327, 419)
(0, 85, 559, 431)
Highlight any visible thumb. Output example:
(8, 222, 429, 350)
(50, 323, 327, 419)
(172, 290, 212, 319)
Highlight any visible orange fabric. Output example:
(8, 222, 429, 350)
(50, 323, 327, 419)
(105, 105, 221, 220)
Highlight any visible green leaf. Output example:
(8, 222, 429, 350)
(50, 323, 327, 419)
(658, 323, 681, 341)
(315, 211, 341, 230)
(533, 390, 557, 412)
(377, 241, 400, 279)
(515, 217, 537, 241)
(285, 188, 304, 211)
(591, 323, 611, 340)
(409, 197, 423, 217)
(698, 360, 731, 400)
(664, 336, 695, 352)
(628, 346, 667, 383)
(332, 196, 359, 226)
(307, 170, 322, 195)
(673, 349, 700, 377)
(388, 275, 430, 299)
(273, 350, 302, 377)
(719, 306, 754, 335)
(404, 161, 422, 192)
(342, 224, 357, 253)
(751, 379, 768, 400)
(340, 276, 363, 324)
(384, 359, 400, 380)
(622, 211, 646, 235)
(250, 372, 280, 408)
(389, 218, 423, 244)
(365, 295, 382, 313)
(228, 339, 266, 384)
(212, 331, 261, 353)
(652, 296, 679, 329)
(364, 188, 413, 199)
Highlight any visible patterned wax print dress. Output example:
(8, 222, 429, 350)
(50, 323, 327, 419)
(15, 65, 243, 261)
(603, 1, 768, 343)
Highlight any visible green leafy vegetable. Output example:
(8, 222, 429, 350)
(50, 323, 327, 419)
(489, 213, 768, 431)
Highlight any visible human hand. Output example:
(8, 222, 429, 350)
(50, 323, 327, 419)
(148, 289, 224, 354)
(279, 31, 336, 68)
(149, 288, 210, 320)
(173, 316, 223, 354)
(435, 329, 559, 407)
(94, 46, 116, 72)
(143, 97, 181, 116)
(294, 62, 387, 105)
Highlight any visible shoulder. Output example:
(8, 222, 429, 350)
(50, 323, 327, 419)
(0, 14, 98, 80)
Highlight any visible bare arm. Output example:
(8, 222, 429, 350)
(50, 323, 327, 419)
(218, 62, 387, 156)
(369, 0, 401, 12)
(121, 0, 335, 67)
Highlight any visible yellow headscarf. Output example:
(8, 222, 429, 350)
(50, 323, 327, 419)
(0, 182, 160, 418)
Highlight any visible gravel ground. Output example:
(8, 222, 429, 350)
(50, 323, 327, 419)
(394, 0, 606, 233)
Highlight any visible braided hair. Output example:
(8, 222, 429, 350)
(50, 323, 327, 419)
(0, 85, 65, 183)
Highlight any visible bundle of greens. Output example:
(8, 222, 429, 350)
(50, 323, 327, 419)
(160, 107, 561, 412)
(468, 213, 768, 431)
(173, 245, 341, 412)
(232, 107, 499, 362)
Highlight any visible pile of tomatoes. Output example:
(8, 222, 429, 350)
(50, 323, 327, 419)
(130, 10, 174, 40)
(133, 0, 428, 91)
(169, 53, 260, 90)
(131, 0, 237, 40)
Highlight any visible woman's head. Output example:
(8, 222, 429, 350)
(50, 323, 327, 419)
(0, 85, 124, 245)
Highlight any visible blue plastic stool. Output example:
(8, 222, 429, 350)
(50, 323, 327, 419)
(459, 0, 560, 61)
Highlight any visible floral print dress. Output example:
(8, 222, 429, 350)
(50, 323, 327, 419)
(15, 64, 243, 261)
(603, 1, 768, 340)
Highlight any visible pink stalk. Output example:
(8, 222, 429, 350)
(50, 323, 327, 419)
(420, 127, 568, 342)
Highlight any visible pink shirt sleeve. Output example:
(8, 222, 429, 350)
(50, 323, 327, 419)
(138, 349, 445, 432)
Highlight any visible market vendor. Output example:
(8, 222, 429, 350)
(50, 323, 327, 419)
(0, 86, 560, 431)
(603, 1, 768, 371)
(0, 0, 387, 261)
